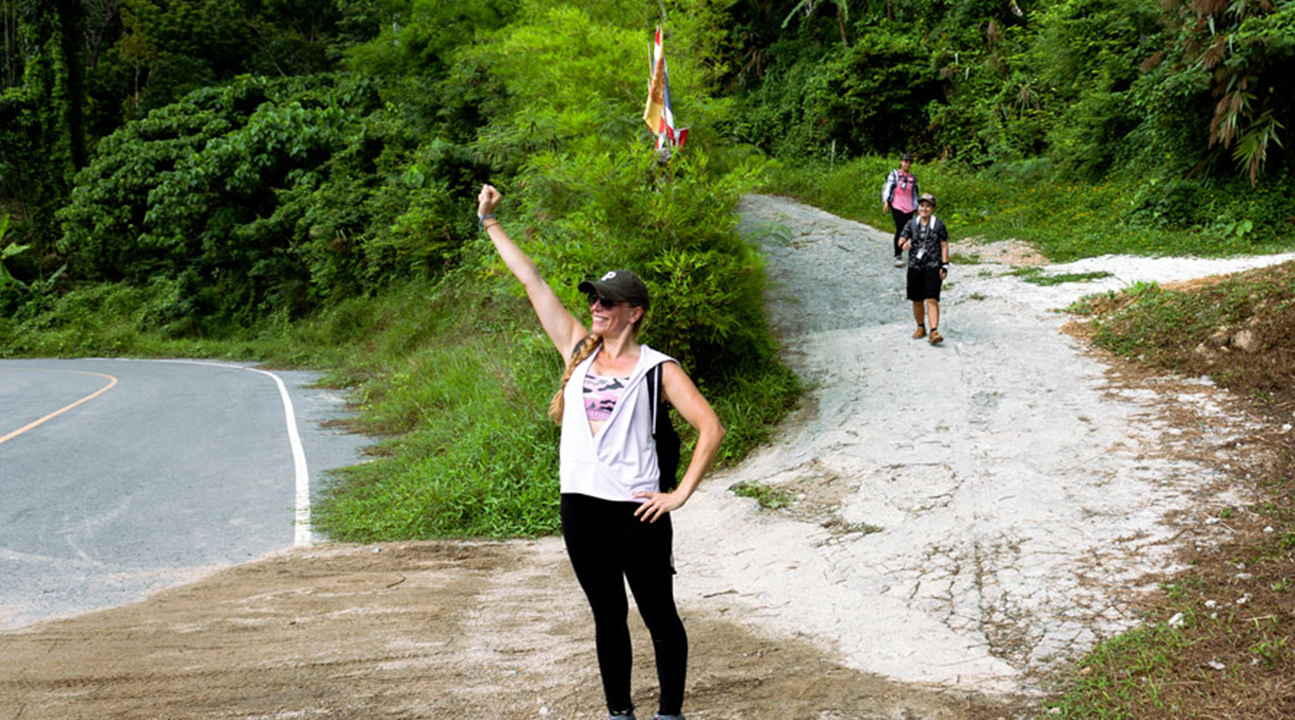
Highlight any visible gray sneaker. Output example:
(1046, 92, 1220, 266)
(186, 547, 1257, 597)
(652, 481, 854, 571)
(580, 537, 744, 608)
(654, 715, 684, 720)
(609, 713, 636, 720)
(893, 255, 905, 268)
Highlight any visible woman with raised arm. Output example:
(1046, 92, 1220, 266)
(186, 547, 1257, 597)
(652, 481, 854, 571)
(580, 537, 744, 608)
(476, 184, 725, 720)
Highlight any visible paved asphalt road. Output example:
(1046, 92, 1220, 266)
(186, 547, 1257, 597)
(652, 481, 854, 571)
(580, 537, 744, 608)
(0, 358, 369, 629)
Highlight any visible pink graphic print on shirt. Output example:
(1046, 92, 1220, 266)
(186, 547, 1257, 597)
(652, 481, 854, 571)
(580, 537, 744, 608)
(583, 373, 629, 422)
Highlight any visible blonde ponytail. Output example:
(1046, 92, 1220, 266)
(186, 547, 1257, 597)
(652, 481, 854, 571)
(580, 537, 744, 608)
(548, 334, 602, 424)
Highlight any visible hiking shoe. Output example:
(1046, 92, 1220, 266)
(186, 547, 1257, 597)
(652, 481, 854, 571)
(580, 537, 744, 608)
(893, 255, 905, 268)
(911, 326, 927, 339)
(608, 713, 636, 720)
(655, 715, 685, 720)
(929, 329, 943, 345)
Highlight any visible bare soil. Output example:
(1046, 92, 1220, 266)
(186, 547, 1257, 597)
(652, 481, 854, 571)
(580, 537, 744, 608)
(2, 540, 1023, 720)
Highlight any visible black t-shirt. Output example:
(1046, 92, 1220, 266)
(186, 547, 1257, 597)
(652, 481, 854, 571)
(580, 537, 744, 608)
(901, 216, 947, 271)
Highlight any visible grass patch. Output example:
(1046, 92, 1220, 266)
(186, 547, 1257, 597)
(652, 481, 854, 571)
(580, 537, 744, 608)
(1085, 262, 1295, 392)
(761, 158, 1295, 263)
(1045, 619, 1194, 718)
(1010, 267, 1114, 286)
(729, 480, 793, 510)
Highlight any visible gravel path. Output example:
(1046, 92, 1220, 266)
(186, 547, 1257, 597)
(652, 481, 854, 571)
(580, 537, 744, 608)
(673, 194, 1295, 693)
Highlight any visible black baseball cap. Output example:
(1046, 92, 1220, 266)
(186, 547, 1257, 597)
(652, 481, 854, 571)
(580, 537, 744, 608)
(578, 270, 650, 309)
(901, 152, 914, 162)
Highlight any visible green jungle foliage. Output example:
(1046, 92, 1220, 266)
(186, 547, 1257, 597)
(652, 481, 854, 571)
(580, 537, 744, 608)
(57, 76, 377, 325)
(0, 0, 84, 257)
(724, 0, 1295, 187)
(6, 0, 1294, 297)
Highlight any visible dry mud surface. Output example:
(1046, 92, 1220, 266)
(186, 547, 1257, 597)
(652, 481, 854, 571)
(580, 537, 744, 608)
(5, 195, 1295, 720)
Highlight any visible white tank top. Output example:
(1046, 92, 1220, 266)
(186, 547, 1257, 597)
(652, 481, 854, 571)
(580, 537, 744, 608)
(559, 344, 675, 502)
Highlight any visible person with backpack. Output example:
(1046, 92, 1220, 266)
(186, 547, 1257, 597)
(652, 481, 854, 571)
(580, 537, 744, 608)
(881, 152, 920, 267)
(898, 193, 950, 345)
(475, 183, 725, 720)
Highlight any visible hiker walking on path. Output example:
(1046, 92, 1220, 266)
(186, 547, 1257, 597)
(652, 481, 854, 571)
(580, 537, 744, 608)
(475, 184, 726, 720)
(881, 153, 920, 268)
(899, 192, 949, 345)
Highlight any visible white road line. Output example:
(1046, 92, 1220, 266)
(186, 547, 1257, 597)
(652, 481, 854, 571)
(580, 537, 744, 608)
(155, 360, 313, 546)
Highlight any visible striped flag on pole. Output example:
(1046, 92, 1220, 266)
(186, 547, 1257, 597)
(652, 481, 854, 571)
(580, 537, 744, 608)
(643, 26, 687, 149)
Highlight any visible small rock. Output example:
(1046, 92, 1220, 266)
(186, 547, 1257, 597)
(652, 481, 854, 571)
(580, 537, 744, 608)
(1237, 593, 1252, 606)
(1168, 612, 1186, 628)
(1206, 660, 1226, 670)
(1236, 572, 1253, 581)
(1265, 526, 1275, 533)
(1232, 329, 1259, 353)
(1204, 600, 1217, 609)
(1205, 517, 1220, 525)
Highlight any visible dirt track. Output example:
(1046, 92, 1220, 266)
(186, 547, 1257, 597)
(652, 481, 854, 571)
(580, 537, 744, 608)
(2, 540, 1021, 719)
(6, 195, 1295, 719)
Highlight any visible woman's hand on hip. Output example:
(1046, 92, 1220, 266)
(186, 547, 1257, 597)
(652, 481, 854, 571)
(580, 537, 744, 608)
(633, 490, 686, 523)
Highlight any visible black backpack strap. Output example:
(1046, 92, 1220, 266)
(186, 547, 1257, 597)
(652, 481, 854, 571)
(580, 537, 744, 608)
(647, 362, 662, 433)
(645, 360, 681, 493)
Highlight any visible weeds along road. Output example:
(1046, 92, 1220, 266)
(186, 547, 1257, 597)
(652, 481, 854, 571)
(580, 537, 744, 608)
(0, 358, 367, 629)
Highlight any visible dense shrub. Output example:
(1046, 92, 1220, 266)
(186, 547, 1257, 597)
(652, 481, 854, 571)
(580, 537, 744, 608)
(500, 146, 771, 378)
(58, 76, 382, 322)
(727, 21, 939, 160)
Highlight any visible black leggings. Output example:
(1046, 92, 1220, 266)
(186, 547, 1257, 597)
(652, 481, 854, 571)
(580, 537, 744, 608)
(561, 493, 688, 716)
(891, 207, 914, 258)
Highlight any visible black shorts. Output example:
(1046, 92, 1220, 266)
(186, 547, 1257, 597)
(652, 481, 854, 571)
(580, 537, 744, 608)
(907, 267, 943, 301)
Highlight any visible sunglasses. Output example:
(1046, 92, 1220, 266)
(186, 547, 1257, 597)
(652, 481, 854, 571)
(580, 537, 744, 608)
(587, 293, 622, 310)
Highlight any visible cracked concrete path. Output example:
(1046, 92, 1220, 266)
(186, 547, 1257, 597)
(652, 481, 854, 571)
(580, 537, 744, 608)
(672, 195, 1295, 694)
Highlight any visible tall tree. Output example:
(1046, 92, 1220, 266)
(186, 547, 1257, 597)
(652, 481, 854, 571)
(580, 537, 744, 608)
(1, 1, 19, 88)
(0, 0, 85, 260)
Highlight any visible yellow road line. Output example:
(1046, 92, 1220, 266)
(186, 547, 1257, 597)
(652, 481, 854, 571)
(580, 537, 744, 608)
(0, 371, 119, 446)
